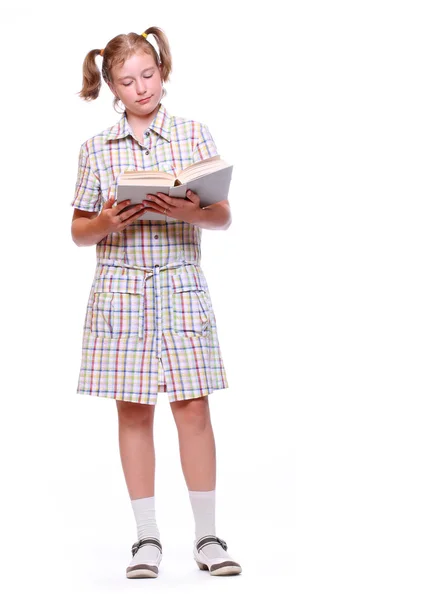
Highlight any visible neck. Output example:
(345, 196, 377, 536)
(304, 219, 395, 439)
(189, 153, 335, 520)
(126, 102, 161, 130)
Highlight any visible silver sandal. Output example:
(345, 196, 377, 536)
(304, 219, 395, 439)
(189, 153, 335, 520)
(126, 537, 162, 578)
(194, 535, 242, 576)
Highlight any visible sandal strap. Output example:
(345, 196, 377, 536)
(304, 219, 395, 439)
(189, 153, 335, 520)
(131, 537, 162, 557)
(196, 535, 228, 552)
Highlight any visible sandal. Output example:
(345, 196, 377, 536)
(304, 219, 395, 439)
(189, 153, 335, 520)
(194, 535, 242, 576)
(126, 537, 162, 578)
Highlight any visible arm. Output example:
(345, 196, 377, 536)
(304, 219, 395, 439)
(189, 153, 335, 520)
(190, 199, 232, 230)
(71, 208, 109, 247)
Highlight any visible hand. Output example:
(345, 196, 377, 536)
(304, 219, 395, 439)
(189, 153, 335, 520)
(141, 189, 202, 223)
(97, 196, 148, 233)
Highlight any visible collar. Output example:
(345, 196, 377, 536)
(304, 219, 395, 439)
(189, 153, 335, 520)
(105, 103, 172, 143)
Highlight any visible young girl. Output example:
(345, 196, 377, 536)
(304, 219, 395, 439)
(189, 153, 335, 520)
(71, 27, 242, 579)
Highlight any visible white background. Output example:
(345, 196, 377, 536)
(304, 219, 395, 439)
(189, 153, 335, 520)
(1, 0, 422, 598)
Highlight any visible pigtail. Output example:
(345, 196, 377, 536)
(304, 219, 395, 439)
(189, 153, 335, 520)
(142, 26, 172, 81)
(78, 49, 103, 101)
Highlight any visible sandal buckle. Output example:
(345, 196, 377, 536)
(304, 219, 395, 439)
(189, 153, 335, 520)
(215, 536, 228, 551)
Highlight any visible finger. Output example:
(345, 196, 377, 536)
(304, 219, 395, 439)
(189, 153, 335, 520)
(156, 193, 178, 207)
(119, 204, 145, 221)
(126, 206, 148, 223)
(145, 194, 166, 207)
(115, 199, 132, 215)
(142, 204, 167, 215)
(144, 196, 172, 210)
(103, 196, 117, 209)
(118, 206, 147, 228)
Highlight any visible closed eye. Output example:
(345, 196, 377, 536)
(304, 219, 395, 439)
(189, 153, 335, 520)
(123, 75, 153, 86)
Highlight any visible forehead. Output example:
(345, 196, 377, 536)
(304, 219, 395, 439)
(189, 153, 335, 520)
(113, 51, 156, 78)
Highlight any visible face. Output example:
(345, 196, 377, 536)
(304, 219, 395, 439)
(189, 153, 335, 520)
(108, 51, 163, 117)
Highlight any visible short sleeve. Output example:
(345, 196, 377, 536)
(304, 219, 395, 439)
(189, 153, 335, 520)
(192, 123, 219, 163)
(71, 144, 102, 212)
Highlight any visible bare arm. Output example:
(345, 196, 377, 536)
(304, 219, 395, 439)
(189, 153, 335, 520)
(71, 198, 147, 247)
(71, 209, 108, 246)
(190, 199, 232, 230)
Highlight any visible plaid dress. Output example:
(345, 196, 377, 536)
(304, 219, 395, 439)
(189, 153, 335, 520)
(71, 103, 229, 404)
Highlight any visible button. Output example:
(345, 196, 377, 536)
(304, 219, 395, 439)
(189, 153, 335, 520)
(145, 131, 150, 137)
(154, 234, 158, 239)
(154, 264, 159, 267)
(145, 150, 150, 155)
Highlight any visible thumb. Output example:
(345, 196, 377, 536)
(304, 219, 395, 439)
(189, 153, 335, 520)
(187, 189, 199, 201)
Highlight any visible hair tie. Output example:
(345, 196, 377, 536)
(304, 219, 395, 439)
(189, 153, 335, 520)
(99, 48, 104, 56)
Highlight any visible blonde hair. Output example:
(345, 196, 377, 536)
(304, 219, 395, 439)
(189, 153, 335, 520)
(77, 26, 172, 111)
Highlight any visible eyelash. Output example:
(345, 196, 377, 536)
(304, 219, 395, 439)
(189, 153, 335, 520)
(123, 75, 153, 86)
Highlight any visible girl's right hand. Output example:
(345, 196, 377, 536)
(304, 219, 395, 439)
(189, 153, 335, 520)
(97, 197, 147, 233)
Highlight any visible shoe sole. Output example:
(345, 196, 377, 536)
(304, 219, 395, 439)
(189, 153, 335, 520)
(195, 560, 242, 576)
(126, 564, 159, 578)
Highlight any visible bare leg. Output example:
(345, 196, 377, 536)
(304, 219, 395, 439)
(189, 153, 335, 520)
(170, 396, 216, 490)
(116, 400, 156, 499)
(169, 397, 241, 574)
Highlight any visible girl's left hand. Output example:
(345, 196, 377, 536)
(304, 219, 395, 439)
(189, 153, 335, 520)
(141, 189, 202, 223)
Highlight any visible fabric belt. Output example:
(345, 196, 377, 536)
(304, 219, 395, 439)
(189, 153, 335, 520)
(96, 257, 200, 273)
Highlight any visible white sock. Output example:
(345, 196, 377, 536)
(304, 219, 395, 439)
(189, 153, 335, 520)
(189, 489, 230, 560)
(189, 489, 216, 539)
(130, 496, 161, 564)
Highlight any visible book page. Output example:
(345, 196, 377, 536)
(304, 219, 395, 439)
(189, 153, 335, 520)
(118, 170, 174, 186)
(178, 156, 230, 183)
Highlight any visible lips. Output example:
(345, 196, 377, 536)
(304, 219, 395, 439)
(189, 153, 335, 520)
(137, 96, 152, 104)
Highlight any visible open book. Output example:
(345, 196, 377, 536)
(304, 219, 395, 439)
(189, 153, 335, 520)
(116, 155, 233, 221)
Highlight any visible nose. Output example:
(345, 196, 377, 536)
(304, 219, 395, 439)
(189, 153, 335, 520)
(135, 78, 148, 95)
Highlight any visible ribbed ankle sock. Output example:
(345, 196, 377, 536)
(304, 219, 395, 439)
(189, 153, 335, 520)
(188, 489, 216, 539)
(130, 496, 161, 564)
(188, 489, 230, 560)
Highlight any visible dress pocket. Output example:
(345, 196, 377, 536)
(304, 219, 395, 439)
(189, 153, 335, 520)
(88, 273, 146, 339)
(171, 268, 211, 338)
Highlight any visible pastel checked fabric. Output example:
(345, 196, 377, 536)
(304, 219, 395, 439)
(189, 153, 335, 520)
(71, 103, 229, 404)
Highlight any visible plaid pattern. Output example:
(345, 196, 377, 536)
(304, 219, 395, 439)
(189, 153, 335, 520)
(71, 104, 229, 404)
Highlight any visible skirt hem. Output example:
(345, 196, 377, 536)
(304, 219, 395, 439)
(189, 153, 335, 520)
(75, 383, 229, 405)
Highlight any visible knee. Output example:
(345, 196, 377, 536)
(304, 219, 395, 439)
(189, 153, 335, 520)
(172, 397, 210, 432)
(116, 400, 155, 428)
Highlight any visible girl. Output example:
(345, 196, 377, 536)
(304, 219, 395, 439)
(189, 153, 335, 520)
(71, 27, 242, 579)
